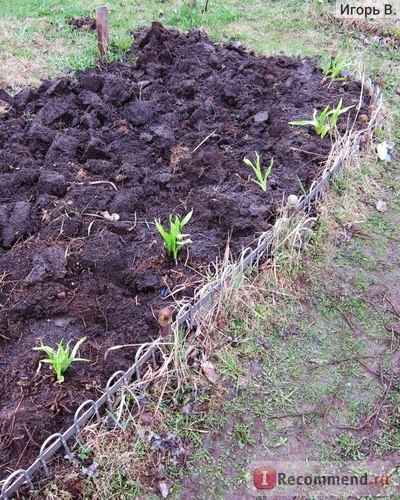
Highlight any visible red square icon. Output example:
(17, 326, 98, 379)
(254, 467, 277, 490)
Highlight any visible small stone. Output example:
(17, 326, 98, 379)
(376, 142, 391, 162)
(253, 111, 269, 123)
(376, 200, 387, 212)
(358, 114, 368, 125)
(201, 361, 219, 383)
(158, 480, 171, 499)
(57, 291, 66, 299)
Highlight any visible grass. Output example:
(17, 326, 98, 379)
(1, 0, 400, 498)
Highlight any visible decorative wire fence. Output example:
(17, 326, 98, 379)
(1, 82, 382, 499)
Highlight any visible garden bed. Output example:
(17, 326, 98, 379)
(0, 22, 371, 476)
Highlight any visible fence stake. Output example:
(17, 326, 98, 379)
(96, 6, 109, 57)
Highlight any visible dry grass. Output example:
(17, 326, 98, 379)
(0, 18, 68, 90)
(0, 102, 12, 116)
(169, 144, 191, 172)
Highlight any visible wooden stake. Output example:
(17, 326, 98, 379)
(96, 6, 109, 57)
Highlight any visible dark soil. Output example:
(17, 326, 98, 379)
(67, 16, 97, 31)
(0, 22, 371, 477)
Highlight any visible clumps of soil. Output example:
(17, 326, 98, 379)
(67, 16, 97, 31)
(0, 22, 371, 477)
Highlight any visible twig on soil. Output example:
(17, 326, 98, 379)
(191, 129, 217, 154)
(308, 354, 375, 369)
(269, 410, 325, 419)
(356, 360, 390, 385)
(181, 427, 210, 434)
(385, 323, 400, 336)
(337, 371, 394, 431)
(8, 395, 24, 445)
(336, 305, 356, 328)
(290, 147, 326, 157)
(14, 425, 40, 470)
(383, 294, 400, 318)
(71, 180, 118, 191)
(324, 387, 342, 423)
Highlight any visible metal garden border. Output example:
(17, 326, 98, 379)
(0, 82, 383, 499)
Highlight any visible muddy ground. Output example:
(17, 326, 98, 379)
(0, 22, 370, 476)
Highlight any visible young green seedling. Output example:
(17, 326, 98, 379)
(289, 105, 332, 139)
(33, 337, 88, 383)
(328, 98, 355, 131)
(155, 210, 193, 264)
(289, 99, 354, 139)
(323, 54, 353, 84)
(244, 152, 274, 192)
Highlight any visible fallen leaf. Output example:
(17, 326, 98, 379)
(376, 200, 387, 212)
(158, 480, 171, 498)
(376, 142, 391, 162)
(201, 361, 219, 383)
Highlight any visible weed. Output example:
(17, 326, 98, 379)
(323, 53, 353, 84)
(216, 348, 243, 390)
(337, 433, 365, 460)
(231, 422, 255, 449)
(33, 337, 88, 383)
(155, 210, 193, 264)
(296, 174, 307, 196)
(289, 99, 354, 139)
(244, 152, 274, 191)
(77, 444, 92, 461)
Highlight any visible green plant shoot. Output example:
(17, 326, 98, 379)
(33, 337, 88, 383)
(323, 54, 353, 84)
(244, 152, 274, 192)
(289, 105, 332, 139)
(289, 99, 354, 139)
(155, 210, 193, 264)
(329, 98, 355, 131)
